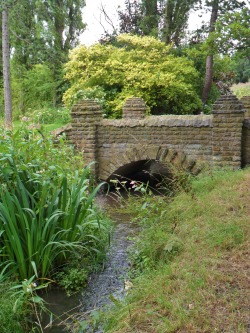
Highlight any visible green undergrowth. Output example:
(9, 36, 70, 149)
(231, 82, 250, 98)
(0, 126, 111, 332)
(0, 283, 29, 333)
(103, 168, 250, 333)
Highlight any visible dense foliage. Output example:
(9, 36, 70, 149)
(63, 34, 203, 117)
(0, 127, 109, 281)
(116, 0, 199, 46)
(0, 0, 86, 119)
(101, 0, 250, 107)
(0, 283, 28, 333)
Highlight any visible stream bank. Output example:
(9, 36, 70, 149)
(42, 194, 137, 333)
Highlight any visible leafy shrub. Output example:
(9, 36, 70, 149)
(0, 126, 82, 184)
(56, 267, 88, 295)
(26, 106, 71, 124)
(231, 82, 250, 98)
(11, 64, 57, 114)
(63, 34, 202, 117)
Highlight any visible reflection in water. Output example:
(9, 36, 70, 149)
(42, 290, 80, 332)
(42, 193, 136, 333)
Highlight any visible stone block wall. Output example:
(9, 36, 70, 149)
(97, 115, 213, 179)
(69, 95, 248, 180)
(212, 95, 245, 168)
(71, 100, 102, 175)
(241, 96, 250, 166)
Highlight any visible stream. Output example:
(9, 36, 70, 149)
(42, 193, 137, 333)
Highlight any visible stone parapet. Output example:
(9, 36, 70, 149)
(213, 95, 244, 113)
(241, 95, 250, 119)
(212, 95, 245, 168)
(71, 100, 102, 176)
(102, 115, 213, 128)
(241, 96, 250, 166)
(123, 97, 147, 119)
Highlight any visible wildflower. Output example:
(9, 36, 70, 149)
(130, 180, 137, 188)
(124, 280, 133, 291)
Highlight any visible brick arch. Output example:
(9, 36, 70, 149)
(98, 145, 202, 181)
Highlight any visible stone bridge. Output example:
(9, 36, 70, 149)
(64, 95, 250, 182)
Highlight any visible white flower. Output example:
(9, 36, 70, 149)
(124, 280, 133, 291)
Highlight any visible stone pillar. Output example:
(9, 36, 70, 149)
(212, 95, 245, 169)
(123, 97, 147, 119)
(71, 100, 102, 177)
(240, 96, 250, 119)
(241, 96, 250, 167)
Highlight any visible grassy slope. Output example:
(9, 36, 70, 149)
(231, 82, 250, 98)
(104, 169, 250, 333)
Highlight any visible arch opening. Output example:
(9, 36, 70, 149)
(106, 159, 174, 193)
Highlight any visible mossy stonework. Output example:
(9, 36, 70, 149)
(66, 95, 250, 180)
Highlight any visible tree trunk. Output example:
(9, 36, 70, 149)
(2, 8, 12, 128)
(201, 0, 219, 105)
(201, 54, 214, 104)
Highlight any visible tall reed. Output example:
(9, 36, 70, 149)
(0, 136, 107, 281)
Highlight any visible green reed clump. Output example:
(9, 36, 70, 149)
(0, 127, 109, 281)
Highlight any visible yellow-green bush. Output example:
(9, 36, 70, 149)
(63, 34, 202, 117)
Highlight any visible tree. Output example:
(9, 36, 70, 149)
(232, 49, 250, 83)
(215, 6, 250, 54)
(141, 0, 159, 37)
(161, 0, 200, 46)
(0, 0, 86, 114)
(201, 0, 249, 105)
(116, 0, 199, 46)
(63, 34, 202, 117)
(117, 0, 144, 37)
(201, 0, 219, 105)
(9, 0, 86, 68)
(1, 1, 13, 128)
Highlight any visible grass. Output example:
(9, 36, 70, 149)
(0, 282, 29, 333)
(231, 82, 250, 99)
(102, 168, 250, 333)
